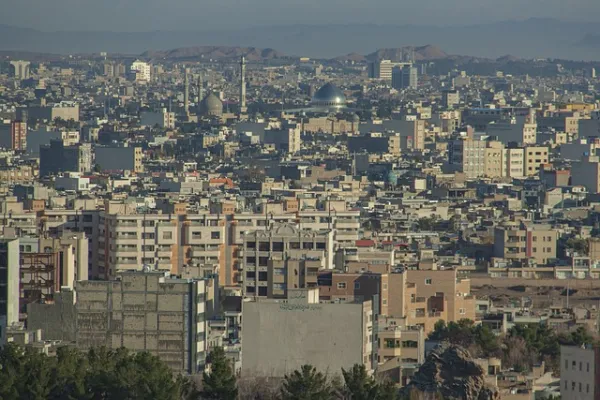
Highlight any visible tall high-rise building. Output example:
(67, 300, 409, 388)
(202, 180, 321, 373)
(197, 74, 203, 104)
(240, 56, 247, 114)
(10, 61, 31, 80)
(368, 60, 412, 81)
(130, 60, 151, 82)
(0, 121, 26, 150)
(392, 65, 418, 90)
(0, 238, 20, 345)
(183, 69, 189, 116)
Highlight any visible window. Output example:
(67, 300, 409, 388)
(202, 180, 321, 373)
(162, 232, 172, 240)
(354, 282, 360, 290)
(579, 382, 582, 392)
(459, 308, 466, 315)
(211, 231, 221, 240)
(587, 384, 590, 393)
(425, 278, 432, 285)
(572, 382, 576, 391)
(337, 282, 347, 289)
(580, 362, 582, 371)
(564, 380, 567, 390)
(565, 359, 568, 369)
(383, 283, 388, 290)
(587, 363, 590, 372)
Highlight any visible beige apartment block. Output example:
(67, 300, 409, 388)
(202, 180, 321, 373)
(76, 271, 213, 374)
(377, 317, 425, 380)
(387, 267, 475, 334)
(524, 146, 549, 176)
(504, 147, 525, 178)
(493, 224, 558, 266)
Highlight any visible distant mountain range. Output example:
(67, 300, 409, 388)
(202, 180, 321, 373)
(1, 18, 600, 61)
(141, 46, 285, 62)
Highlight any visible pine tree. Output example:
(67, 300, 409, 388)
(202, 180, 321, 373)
(341, 364, 378, 400)
(201, 347, 238, 400)
(280, 365, 332, 400)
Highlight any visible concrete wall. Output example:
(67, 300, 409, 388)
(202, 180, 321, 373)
(27, 290, 76, 341)
(95, 146, 136, 172)
(242, 300, 367, 377)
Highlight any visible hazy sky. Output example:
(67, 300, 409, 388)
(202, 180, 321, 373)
(2, 0, 600, 31)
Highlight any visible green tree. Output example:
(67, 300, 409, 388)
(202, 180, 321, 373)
(0, 343, 27, 400)
(341, 364, 378, 399)
(281, 365, 332, 400)
(49, 346, 88, 399)
(201, 347, 237, 400)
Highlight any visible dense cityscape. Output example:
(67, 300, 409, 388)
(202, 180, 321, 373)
(1, 42, 600, 399)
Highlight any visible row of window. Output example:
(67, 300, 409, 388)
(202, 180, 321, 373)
(563, 380, 590, 394)
(565, 359, 590, 372)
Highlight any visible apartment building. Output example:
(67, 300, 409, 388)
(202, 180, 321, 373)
(39, 140, 92, 176)
(493, 224, 558, 266)
(100, 205, 226, 279)
(140, 108, 175, 129)
(334, 247, 395, 272)
(572, 155, 600, 193)
(384, 267, 474, 334)
(241, 223, 333, 298)
(377, 317, 425, 384)
(95, 146, 144, 173)
(561, 345, 600, 400)
(524, 146, 549, 176)
(241, 288, 374, 377)
(319, 264, 474, 335)
(19, 232, 88, 314)
(484, 141, 504, 178)
(368, 60, 412, 81)
(487, 117, 537, 145)
(76, 271, 213, 374)
(0, 238, 20, 344)
(348, 133, 401, 155)
(448, 137, 488, 178)
(504, 147, 525, 178)
(319, 269, 389, 316)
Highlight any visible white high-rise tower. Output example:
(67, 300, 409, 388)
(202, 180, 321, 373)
(183, 69, 189, 115)
(240, 56, 247, 114)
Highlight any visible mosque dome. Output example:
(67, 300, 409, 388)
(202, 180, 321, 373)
(311, 83, 346, 109)
(199, 93, 223, 117)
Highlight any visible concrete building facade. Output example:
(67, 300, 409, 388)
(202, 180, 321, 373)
(76, 271, 212, 374)
(241, 223, 333, 298)
(95, 146, 143, 172)
(561, 345, 600, 400)
(241, 288, 374, 377)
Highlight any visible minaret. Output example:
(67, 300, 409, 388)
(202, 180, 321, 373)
(198, 74, 203, 103)
(183, 68, 189, 115)
(240, 56, 247, 114)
